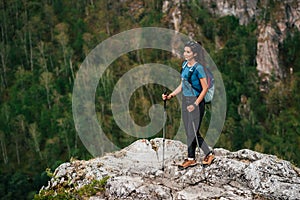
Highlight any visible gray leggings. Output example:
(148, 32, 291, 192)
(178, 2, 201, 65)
(182, 96, 211, 159)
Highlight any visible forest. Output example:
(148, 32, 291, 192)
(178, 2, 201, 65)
(0, 0, 300, 199)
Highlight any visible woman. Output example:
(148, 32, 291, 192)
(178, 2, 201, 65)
(162, 41, 214, 168)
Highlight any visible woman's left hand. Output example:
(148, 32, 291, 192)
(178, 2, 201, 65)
(187, 104, 195, 112)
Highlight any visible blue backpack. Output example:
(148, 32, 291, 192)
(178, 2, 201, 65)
(182, 62, 215, 103)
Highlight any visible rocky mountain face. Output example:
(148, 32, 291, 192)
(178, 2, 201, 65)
(163, 0, 300, 79)
(201, 0, 257, 25)
(40, 139, 300, 199)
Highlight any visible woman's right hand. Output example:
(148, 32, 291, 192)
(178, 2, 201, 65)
(162, 93, 174, 100)
(162, 93, 168, 100)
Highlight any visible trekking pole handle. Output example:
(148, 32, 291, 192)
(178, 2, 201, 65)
(163, 90, 168, 109)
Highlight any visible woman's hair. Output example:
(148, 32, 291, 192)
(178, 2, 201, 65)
(184, 41, 206, 66)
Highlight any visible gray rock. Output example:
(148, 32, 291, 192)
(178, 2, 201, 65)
(163, 0, 300, 79)
(201, 0, 258, 25)
(106, 176, 144, 198)
(208, 0, 300, 79)
(40, 139, 300, 199)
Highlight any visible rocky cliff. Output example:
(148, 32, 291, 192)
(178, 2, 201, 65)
(39, 139, 300, 199)
(164, 0, 300, 79)
(201, 0, 300, 79)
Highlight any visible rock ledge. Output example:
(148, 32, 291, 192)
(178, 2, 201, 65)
(41, 139, 300, 199)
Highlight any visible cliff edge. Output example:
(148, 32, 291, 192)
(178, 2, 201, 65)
(38, 138, 300, 199)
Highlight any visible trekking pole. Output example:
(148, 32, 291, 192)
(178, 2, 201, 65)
(192, 121, 202, 163)
(162, 90, 167, 171)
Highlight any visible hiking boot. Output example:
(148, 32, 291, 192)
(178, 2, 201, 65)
(202, 152, 215, 165)
(180, 159, 197, 168)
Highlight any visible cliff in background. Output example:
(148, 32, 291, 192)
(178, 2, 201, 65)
(163, 0, 300, 79)
(38, 139, 300, 199)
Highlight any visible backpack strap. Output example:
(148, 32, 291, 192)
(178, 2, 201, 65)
(181, 60, 188, 73)
(182, 61, 197, 83)
(181, 62, 201, 94)
(181, 62, 214, 104)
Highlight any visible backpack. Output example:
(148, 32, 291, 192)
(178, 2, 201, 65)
(182, 61, 215, 103)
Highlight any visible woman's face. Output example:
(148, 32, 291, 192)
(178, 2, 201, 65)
(183, 46, 196, 61)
